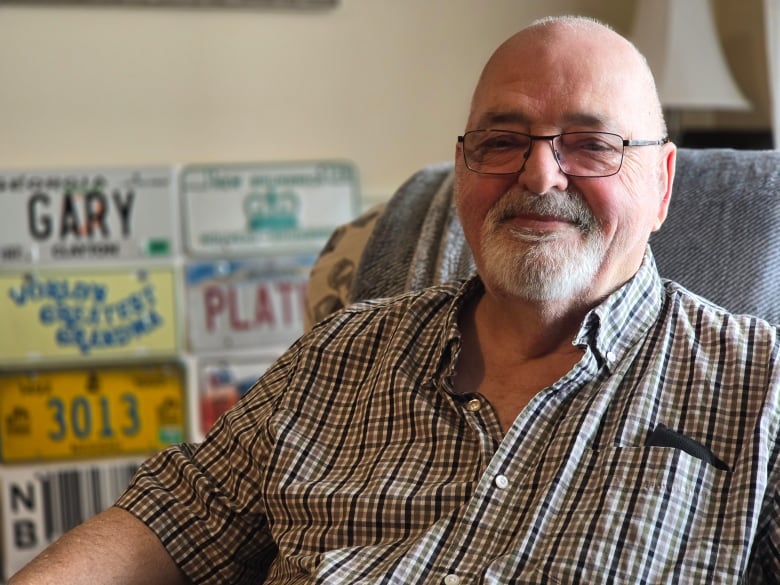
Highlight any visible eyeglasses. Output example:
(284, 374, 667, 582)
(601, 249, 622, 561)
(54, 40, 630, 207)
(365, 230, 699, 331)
(457, 129, 669, 178)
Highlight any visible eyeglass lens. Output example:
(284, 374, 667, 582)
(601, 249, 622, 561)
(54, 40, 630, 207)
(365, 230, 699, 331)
(462, 130, 625, 177)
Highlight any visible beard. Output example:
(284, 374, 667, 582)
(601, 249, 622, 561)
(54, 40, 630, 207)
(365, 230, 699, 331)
(479, 189, 608, 302)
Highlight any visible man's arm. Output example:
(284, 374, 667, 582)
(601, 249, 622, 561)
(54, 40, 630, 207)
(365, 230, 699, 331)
(8, 506, 189, 585)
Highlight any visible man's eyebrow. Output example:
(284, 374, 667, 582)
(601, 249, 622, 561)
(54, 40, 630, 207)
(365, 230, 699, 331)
(475, 111, 530, 128)
(474, 110, 611, 130)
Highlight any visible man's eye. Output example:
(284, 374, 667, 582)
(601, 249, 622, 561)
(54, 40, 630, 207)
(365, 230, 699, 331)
(483, 136, 525, 149)
(567, 136, 618, 153)
(584, 141, 613, 152)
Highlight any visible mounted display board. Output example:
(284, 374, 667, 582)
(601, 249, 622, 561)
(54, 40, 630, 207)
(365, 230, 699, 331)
(0, 156, 360, 582)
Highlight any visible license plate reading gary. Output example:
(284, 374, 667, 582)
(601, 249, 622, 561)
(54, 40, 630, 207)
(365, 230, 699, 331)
(0, 166, 176, 264)
(0, 364, 185, 462)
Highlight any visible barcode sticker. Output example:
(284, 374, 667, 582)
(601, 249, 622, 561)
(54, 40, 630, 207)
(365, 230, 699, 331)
(1, 457, 143, 581)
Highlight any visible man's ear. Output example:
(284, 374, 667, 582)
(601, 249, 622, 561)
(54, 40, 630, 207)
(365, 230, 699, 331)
(652, 141, 677, 232)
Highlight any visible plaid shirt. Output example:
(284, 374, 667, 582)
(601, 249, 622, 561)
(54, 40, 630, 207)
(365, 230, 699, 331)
(117, 252, 780, 584)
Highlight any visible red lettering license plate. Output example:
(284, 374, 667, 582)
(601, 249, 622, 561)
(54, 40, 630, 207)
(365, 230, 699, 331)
(184, 256, 314, 352)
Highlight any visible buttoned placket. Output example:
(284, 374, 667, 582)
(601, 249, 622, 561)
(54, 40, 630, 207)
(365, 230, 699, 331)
(433, 388, 560, 583)
(426, 350, 611, 584)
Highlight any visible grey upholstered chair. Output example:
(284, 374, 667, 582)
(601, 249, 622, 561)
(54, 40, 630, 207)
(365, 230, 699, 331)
(306, 148, 780, 327)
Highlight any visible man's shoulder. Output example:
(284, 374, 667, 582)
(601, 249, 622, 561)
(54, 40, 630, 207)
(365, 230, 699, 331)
(308, 280, 466, 336)
(662, 278, 780, 337)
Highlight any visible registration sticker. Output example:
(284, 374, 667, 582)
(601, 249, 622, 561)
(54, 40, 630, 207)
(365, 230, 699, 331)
(184, 256, 313, 352)
(0, 166, 177, 265)
(181, 160, 359, 256)
(197, 356, 275, 437)
(0, 363, 185, 462)
(0, 266, 179, 363)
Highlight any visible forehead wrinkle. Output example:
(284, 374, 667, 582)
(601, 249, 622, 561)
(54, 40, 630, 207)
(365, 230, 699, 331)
(559, 112, 612, 130)
(474, 110, 531, 129)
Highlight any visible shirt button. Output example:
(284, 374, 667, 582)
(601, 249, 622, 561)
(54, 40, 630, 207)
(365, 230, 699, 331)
(494, 474, 509, 489)
(465, 398, 482, 412)
(606, 350, 617, 363)
(443, 575, 461, 585)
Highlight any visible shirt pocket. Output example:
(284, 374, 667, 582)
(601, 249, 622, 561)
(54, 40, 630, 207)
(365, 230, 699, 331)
(524, 445, 735, 584)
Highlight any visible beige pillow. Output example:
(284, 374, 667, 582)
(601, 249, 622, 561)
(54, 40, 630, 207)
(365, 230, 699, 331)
(304, 204, 385, 331)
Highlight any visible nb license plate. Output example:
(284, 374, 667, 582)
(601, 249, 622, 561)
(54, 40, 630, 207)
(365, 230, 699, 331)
(1, 456, 145, 580)
(0, 363, 185, 462)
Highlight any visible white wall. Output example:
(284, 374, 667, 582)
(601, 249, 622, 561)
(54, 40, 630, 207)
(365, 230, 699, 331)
(0, 0, 629, 207)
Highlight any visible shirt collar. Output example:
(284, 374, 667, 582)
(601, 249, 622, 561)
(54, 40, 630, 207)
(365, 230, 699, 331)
(575, 248, 664, 372)
(435, 247, 665, 381)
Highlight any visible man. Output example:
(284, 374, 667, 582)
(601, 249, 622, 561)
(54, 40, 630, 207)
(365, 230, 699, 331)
(12, 16, 780, 584)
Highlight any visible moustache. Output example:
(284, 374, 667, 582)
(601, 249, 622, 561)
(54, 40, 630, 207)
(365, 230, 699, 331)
(491, 189, 596, 232)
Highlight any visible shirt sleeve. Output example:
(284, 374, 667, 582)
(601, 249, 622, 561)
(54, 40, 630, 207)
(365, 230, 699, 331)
(115, 342, 302, 584)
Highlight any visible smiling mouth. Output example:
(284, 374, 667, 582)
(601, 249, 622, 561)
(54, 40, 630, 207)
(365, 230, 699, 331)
(502, 212, 586, 236)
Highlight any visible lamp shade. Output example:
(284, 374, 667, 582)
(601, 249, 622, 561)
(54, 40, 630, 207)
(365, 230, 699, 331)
(631, 0, 751, 110)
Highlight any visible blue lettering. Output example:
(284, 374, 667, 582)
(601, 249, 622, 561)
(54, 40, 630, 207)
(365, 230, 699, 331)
(45, 280, 67, 303)
(55, 327, 72, 346)
(39, 304, 56, 325)
(149, 310, 162, 327)
(9, 276, 108, 306)
(56, 304, 83, 328)
(128, 293, 144, 312)
(71, 282, 92, 301)
(93, 284, 107, 303)
(142, 285, 156, 306)
(50, 303, 164, 355)
(72, 328, 90, 354)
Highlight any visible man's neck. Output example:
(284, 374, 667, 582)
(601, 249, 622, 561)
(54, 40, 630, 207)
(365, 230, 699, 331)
(475, 288, 591, 359)
(453, 289, 593, 432)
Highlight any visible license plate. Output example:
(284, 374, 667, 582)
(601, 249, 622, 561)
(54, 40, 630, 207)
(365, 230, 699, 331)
(0, 363, 185, 462)
(0, 267, 179, 364)
(184, 256, 313, 352)
(1, 456, 145, 579)
(0, 166, 177, 265)
(181, 161, 359, 256)
(196, 356, 275, 438)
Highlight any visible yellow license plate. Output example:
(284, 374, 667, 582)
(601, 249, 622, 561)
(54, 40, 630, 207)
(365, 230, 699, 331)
(0, 267, 179, 364)
(0, 363, 185, 462)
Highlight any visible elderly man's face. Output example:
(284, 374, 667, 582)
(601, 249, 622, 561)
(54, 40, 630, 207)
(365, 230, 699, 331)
(454, 24, 674, 304)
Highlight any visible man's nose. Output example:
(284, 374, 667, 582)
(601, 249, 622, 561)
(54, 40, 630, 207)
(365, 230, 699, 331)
(516, 139, 569, 194)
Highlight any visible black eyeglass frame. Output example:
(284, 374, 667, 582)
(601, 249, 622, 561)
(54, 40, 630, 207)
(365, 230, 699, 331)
(456, 130, 670, 178)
